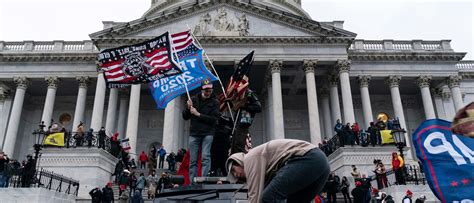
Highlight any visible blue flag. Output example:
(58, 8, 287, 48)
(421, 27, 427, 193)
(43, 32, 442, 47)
(412, 119, 474, 203)
(149, 50, 217, 109)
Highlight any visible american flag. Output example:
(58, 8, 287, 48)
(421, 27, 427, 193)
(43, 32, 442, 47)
(98, 32, 181, 87)
(219, 51, 254, 112)
(171, 30, 201, 59)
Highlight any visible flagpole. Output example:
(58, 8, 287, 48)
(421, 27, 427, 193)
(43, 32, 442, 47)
(186, 25, 235, 121)
(169, 32, 192, 102)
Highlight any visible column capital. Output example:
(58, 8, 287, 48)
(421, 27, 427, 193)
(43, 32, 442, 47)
(268, 59, 283, 73)
(416, 75, 432, 88)
(328, 74, 339, 87)
(76, 76, 90, 88)
(13, 77, 29, 89)
(45, 76, 60, 89)
(303, 59, 317, 73)
(336, 59, 351, 73)
(441, 87, 451, 100)
(431, 87, 443, 97)
(447, 75, 462, 88)
(0, 87, 9, 102)
(386, 75, 402, 88)
(358, 75, 371, 87)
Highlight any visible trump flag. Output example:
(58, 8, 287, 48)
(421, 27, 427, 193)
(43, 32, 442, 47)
(149, 50, 217, 109)
(413, 119, 474, 203)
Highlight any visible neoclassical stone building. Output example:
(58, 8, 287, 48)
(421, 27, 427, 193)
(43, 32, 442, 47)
(0, 0, 473, 161)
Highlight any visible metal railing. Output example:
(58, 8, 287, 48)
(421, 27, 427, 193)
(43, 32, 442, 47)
(368, 165, 426, 189)
(61, 131, 112, 152)
(8, 168, 80, 196)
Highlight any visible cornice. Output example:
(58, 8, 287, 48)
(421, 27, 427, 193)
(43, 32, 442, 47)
(349, 52, 465, 62)
(0, 53, 98, 62)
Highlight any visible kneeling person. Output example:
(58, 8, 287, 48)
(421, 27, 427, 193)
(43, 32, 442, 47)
(226, 139, 330, 203)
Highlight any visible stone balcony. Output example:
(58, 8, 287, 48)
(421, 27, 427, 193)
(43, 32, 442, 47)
(349, 39, 454, 52)
(0, 41, 98, 53)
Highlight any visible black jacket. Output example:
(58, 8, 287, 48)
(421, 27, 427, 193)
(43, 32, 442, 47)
(182, 93, 219, 136)
(89, 188, 102, 203)
(101, 187, 114, 202)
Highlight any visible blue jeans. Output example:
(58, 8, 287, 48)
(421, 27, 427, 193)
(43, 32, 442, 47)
(0, 172, 6, 188)
(261, 148, 330, 203)
(189, 135, 213, 184)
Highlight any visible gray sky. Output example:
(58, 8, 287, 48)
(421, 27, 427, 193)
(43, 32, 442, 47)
(1, 0, 472, 59)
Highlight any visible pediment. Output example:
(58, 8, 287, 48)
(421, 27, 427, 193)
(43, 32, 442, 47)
(90, 2, 356, 42)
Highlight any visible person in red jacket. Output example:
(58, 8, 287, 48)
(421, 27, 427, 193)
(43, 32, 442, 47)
(139, 151, 148, 170)
(391, 152, 405, 185)
(352, 122, 360, 145)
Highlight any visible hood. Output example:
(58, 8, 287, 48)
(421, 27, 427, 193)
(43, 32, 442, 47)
(225, 152, 245, 183)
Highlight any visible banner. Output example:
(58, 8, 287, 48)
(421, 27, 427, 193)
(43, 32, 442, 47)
(149, 50, 218, 109)
(380, 130, 394, 144)
(44, 132, 65, 147)
(413, 119, 474, 203)
(121, 138, 131, 151)
(97, 32, 182, 88)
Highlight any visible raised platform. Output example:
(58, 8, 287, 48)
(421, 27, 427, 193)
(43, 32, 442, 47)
(154, 184, 248, 203)
(38, 147, 118, 198)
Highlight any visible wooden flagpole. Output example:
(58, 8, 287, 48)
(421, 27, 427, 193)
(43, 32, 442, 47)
(185, 25, 235, 121)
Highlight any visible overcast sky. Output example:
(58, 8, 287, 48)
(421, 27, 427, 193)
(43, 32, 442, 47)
(1, 0, 472, 59)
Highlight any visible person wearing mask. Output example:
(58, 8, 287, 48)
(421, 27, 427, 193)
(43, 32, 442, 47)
(226, 139, 330, 203)
(182, 79, 219, 183)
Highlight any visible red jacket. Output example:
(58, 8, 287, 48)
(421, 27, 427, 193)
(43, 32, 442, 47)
(139, 153, 148, 162)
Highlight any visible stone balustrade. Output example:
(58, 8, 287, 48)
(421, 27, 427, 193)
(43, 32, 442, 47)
(350, 39, 452, 51)
(0, 40, 98, 52)
(457, 60, 474, 72)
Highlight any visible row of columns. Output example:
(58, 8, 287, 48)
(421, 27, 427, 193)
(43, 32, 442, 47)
(265, 59, 465, 149)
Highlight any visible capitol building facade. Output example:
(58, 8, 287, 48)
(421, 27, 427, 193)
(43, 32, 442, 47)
(0, 0, 473, 162)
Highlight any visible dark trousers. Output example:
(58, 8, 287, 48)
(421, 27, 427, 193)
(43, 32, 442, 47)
(261, 148, 330, 203)
(341, 189, 352, 203)
(211, 150, 228, 176)
(140, 162, 146, 169)
(327, 192, 337, 203)
(159, 156, 165, 169)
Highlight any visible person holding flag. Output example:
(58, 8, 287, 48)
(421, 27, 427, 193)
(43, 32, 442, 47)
(182, 79, 220, 184)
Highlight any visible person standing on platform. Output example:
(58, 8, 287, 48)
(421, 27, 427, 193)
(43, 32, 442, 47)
(98, 127, 106, 150)
(182, 79, 219, 184)
(139, 151, 148, 170)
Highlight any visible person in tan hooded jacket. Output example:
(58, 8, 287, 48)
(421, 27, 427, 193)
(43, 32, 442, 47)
(226, 139, 330, 203)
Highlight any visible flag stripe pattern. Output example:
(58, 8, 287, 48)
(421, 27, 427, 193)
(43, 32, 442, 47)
(97, 32, 181, 87)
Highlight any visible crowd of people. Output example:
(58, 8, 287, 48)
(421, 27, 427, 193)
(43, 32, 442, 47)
(0, 151, 36, 188)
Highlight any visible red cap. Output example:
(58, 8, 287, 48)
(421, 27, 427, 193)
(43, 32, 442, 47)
(355, 181, 362, 187)
(107, 182, 113, 187)
(406, 190, 413, 195)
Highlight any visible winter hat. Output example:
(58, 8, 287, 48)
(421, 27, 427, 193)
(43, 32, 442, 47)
(107, 182, 113, 187)
(226, 152, 245, 183)
(201, 79, 213, 89)
(452, 102, 474, 138)
(406, 190, 413, 196)
(355, 181, 362, 187)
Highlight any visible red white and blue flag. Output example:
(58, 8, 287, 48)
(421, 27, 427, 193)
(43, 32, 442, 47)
(413, 119, 474, 203)
(97, 32, 182, 88)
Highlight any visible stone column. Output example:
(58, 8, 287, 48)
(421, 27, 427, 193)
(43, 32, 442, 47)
(387, 75, 413, 159)
(448, 75, 464, 111)
(126, 84, 141, 157)
(337, 60, 355, 124)
(416, 76, 436, 120)
(329, 75, 341, 127)
(320, 88, 333, 139)
(3, 77, 29, 156)
(303, 60, 322, 145)
(41, 76, 60, 129)
(269, 60, 285, 139)
(116, 89, 129, 139)
(162, 96, 182, 154)
(90, 73, 106, 131)
(0, 88, 10, 148)
(432, 88, 446, 120)
(387, 76, 407, 129)
(105, 88, 119, 133)
(265, 80, 274, 140)
(358, 75, 374, 128)
(72, 76, 90, 131)
(442, 86, 456, 120)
